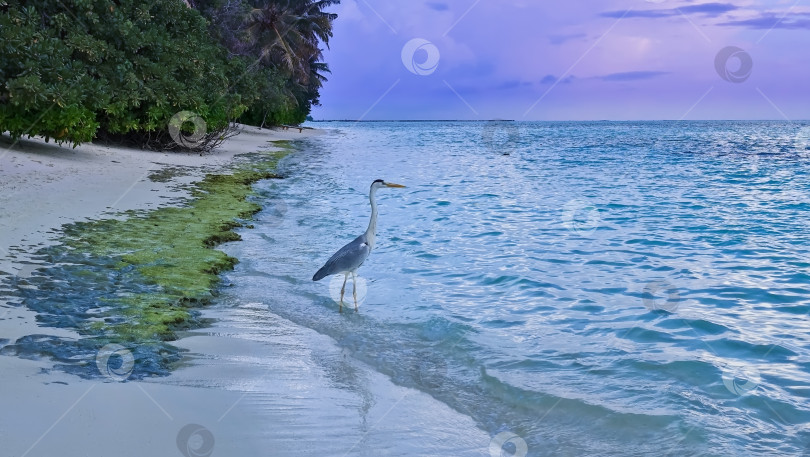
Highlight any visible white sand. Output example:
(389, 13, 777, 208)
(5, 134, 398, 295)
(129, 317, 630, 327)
(0, 312, 488, 457)
(0, 124, 321, 271)
(0, 124, 322, 341)
(0, 125, 491, 456)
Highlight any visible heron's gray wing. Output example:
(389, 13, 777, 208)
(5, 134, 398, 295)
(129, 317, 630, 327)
(312, 235, 371, 281)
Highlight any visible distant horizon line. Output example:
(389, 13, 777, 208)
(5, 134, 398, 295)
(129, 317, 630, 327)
(308, 119, 810, 123)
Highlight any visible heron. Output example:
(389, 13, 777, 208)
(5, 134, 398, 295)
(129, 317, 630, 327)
(312, 179, 406, 312)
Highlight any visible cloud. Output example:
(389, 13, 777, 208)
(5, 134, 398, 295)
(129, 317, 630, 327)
(599, 71, 669, 82)
(540, 74, 575, 84)
(601, 2, 738, 19)
(548, 32, 586, 45)
(426, 1, 449, 11)
(496, 80, 533, 90)
(315, 0, 810, 121)
(719, 13, 810, 30)
(679, 3, 738, 16)
(454, 61, 496, 78)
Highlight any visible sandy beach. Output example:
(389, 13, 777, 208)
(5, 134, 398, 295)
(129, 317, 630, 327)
(0, 124, 320, 345)
(0, 126, 490, 456)
(0, 125, 318, 267)
(1, 126, 311, 456)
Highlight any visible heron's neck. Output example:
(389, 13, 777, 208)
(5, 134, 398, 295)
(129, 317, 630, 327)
(365, 187, 378, 249)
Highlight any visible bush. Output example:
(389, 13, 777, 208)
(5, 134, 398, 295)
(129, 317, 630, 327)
(0, 0, 245, 149)
(235, 66, 305, 127)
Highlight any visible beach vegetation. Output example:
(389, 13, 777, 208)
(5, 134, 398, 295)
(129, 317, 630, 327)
(63, 150, 286, 341)
(0, 146, 289, 377)
(194, 0, 338, 127)
(0, 0, 337, 149)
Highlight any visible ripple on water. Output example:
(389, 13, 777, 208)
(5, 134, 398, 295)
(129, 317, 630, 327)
(4, 122, 810, 455)
(279, 122, 810, 454)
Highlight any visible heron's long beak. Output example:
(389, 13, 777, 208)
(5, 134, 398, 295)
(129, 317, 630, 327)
(385, 182, 406, 188)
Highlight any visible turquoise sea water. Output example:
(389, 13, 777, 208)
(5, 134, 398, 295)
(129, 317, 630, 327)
(3, 121, 810, 455)
(227, 121, 810, 456)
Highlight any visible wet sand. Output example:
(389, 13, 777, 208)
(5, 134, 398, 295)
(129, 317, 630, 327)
(0, 306, 488, 456)
(0, 126, 490, 456)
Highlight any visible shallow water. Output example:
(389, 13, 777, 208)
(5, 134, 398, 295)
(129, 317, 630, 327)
(3, 121, 810, 455)
(223, 121, 810, 456)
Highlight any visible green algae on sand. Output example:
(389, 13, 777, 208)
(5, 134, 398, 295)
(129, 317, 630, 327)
(0, 146, 291, 378)
(65, 149, 288, 342)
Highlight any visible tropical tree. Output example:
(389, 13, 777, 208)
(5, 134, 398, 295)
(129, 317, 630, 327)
(243, 0, 338, 85)
(306, 58, 330, 106)
(194, 0, 339, 125)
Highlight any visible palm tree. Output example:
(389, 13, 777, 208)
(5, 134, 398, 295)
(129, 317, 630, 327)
(305, 58, 330, 106)
(308, 59, 330, 90)
(243, 0, 338, 86)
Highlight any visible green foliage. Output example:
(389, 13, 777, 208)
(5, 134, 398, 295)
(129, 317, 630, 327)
(224, 56, 297, 126)
(0, 1, 241, 147)
(0, 4, 100, 143)
(198, 0, 339, 127)
(0, 0, 337, 147)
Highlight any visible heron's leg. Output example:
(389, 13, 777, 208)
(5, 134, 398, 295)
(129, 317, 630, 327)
(352, 272, 358, 312)
(339, 273, 348, 313)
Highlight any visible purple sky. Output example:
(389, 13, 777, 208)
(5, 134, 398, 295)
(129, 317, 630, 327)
(310, 0, 810, 121)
